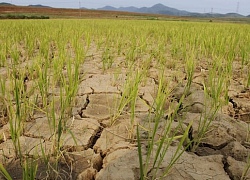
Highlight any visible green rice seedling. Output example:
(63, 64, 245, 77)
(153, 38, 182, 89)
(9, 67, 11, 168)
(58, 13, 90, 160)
(247, 72, 250, 88)
(24, 31, 37, 59)
(155, 43, 167, 68)
(177, 47, 225, 153)
(185, 49, 195, 92)
(111, 66, 122, 87)
(72, 35, 87, 64)
(0, 163, 12, 180)
(102, 46, 114, 71)
(140, 57, 153, 87)
(137, 68, 193, 179)
(61, 54, 80, 117)
(208, 56, 229, 108)
(58, 87, 69, 135)
(241, 154, 250, 180)
(45, 102, 78, 180)
(112, 67, 143, 126)
(42, 100, 63, 179)
(188, 66, 225, 152)
(189, 100, 219, 152)
(22, 156, 39, 180)
(111, 66, 145, 140)
(241, 125, 250, 180)
(137, 125, 144, 180)
(0, 76, 6, 100)
(7, 49, 28, 159)
(39, 38, 51, 61)
(125, 45, 137, 67)
(45, 46, 81, 173)
(52, 56, 64, 87)
(137, 69, 169, 179)
(116, 39, 123, 56)
(0, 40, 8, 67)
(96, 38, 105, 51)
(43, 91, 67, 179)
(36, 58, 50, 108)
(154, 123, 193, 179)
(128, 70, 143, 139)
(9, 89, 22, 158)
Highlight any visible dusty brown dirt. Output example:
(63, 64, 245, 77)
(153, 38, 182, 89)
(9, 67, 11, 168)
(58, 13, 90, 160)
(0, 42, 249, 180)
(0, 5, 185, 20)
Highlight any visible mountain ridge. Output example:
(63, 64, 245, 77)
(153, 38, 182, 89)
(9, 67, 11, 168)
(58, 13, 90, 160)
(0, 2, 15, 6)
(97, 3, 247, 18)
(0, 2, 249, 18)
(28, 4, 52, 8)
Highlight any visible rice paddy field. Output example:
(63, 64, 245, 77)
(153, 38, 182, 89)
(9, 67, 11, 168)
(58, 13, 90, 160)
(0, 19, 250, 179)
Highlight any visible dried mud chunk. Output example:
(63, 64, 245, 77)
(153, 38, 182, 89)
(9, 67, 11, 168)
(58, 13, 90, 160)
(0, 117, 8, 128)
(19, 136, 53, 156)
(183, 90, 211, 113)
(72, 95, 88, 117)
(24, 117, 52, 140)
(195, 146, 221, 156)
(149, 146, 230, 180)
(173, 85, 189, 100)
(77, 167, 97, 180)
(77, 74, 120, 95)
(227, 97, 250, 122)
(215, 114, 249, 142)
(0, 123, 10, 142)
(182, 112, 233, 148)
(153, 167, 195, 180)
(226, 156, 250, 180)
(200, 124, 233, 149)
(92, 153, 103, 171)
(173, 84, 201, 101)
(62, 118, 100, 150)
(221, 141, 249, 162)
(96, 148, 139, 180)
(132, 97, 150, 112)
(0, 139, 15, 163)
(0, 137, 53, 159)
(84, 94, 120, 120)
(93, 124, 131, 154)
(63, 149, 94, 174)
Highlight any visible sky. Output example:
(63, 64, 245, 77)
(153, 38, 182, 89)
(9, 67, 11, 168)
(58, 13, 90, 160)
(4, 0, 250, 15)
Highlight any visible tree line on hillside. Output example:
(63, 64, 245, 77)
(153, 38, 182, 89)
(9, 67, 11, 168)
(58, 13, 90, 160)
(0, 14, 49, 19)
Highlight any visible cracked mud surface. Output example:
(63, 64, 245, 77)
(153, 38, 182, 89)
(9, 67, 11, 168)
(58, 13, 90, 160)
(0, 43, 250, 180)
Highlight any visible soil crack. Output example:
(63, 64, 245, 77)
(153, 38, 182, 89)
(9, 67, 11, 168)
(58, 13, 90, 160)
(198, 141, 232, 151)
(88, 125, 104, 149)
(222, 156, 233, 180)
(90, 87, 94, 94)
(78, 95, 90, 118)
(229, 98, 237, 108)
(138, 93, 151, 107)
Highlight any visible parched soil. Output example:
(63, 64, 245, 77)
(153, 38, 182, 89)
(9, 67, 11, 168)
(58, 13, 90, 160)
(0, 5, 172, 19)
(0, 40, 250, 179)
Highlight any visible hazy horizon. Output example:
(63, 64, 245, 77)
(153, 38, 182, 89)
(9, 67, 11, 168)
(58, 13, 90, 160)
(2, 0, 250, 15)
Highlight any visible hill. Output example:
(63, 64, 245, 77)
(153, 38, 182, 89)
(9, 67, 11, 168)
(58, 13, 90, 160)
(98, 3, 190, 16)
(190, 12, 245, 18)
(0, 2, 14, 6)
(28, 4, 51, 8)
(97, 3, 246, 18)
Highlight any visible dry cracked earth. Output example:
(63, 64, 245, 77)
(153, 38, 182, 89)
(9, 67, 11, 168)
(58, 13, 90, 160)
(0, 44, 250, 180)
